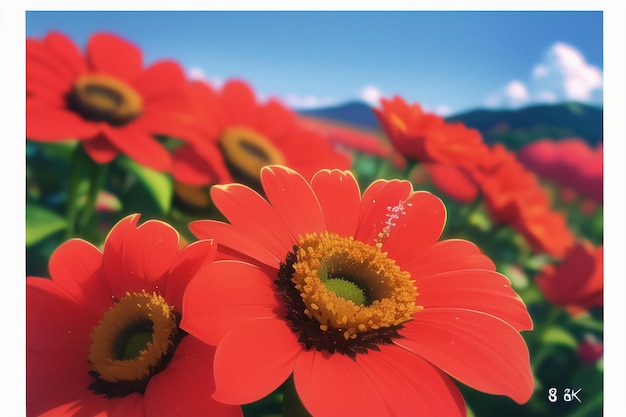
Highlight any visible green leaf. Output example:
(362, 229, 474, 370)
(26, 204, 67, 246)
(541, 326, 578, 349)
(117, 156, 173, 214)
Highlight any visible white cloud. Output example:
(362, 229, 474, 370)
(358, 85, 384, 106)
(485, 79, 529, 108)
(486, 42, 603, 109)
(282, 93, 339, 110)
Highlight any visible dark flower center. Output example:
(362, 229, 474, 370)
(67, 74, 143, 125)
(219, 127, 286, 186)
(276, 232, 419, 358)
(87, 291, 185, 398)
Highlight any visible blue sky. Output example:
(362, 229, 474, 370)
(25, 11, 603, 116)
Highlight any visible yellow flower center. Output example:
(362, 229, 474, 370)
(88, 291, 178, 395)
(219, 127, 286, 184)
(291, 233, 418, 341)
(68, 74, 143, 125)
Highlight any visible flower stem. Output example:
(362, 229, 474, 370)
(530, 306, 562, 372)
(65, 146, 89, 239)
(78, 161, 109, 233)
(282, 375, 311, 417)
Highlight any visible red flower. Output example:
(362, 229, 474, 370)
(536, 241, 603, 314)
(27, 31, 198, 172)
(172, 80, 351, 187)
(577, 334, 603, 364)
(182, 166, 534, 416)
(26, 214, 242, 417)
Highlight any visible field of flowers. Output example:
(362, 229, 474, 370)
(26, 31, 603, 417)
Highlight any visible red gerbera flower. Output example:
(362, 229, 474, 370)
(536, 241, 603, 314)
(27, 31, 198, 172)
(26, 214, 242, 417)
(182, 166, 534, 416)
(172, 80, 351, 188)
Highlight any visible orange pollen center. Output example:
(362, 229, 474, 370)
(69, 74, 143, 125)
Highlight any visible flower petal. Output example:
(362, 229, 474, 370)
(397, 308, 534, 404)
(358, 345, 466, 417)
(310, 169, 361, 237)
(210, 183, 295, 259)
(189, 220, 280, 268)
(27, 99, 100, 141)
(382, 191, 446, 263)
(132, 60, 186, 101)
(181, 260, 279, 346)
(260, 165, 327, 239)
(293, 350, 389, 416)
(172, 144, 229, 186)
(27, 277, 96, 353)
(87, 32, 142, 82)
(212, 318, 301, 404)
(164, 239, 217, 309)
(415, 269, 533, 331)
(102, 215, 179, 299)
(82, 132, 120, 164)
(48, 238, 111, 317)
(144, 337, 243, 417)
(356, 178, 413, 245)
(102, 125, 171, 172)
(220, 79, 258, 126)
(401, 239, 496, 279)
(255, 99, 295, 140)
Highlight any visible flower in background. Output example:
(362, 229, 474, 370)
(536, 241, 603, 314)
(27, 31, 199, 172)
(475, 144, 574, 258)
(27, 214, 241, 417)
(577, 334, 603, 364)
(182, 166, 534, 416)
(172, 80, 351, 192)
(373, 96, 489, 203)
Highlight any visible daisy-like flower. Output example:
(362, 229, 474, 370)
(172, 79, 351, 190)
(26, 214, 242, 417)
(536, 241, 603, 315)
(182, 165, 534, 416)
(27, 31, 198, 172)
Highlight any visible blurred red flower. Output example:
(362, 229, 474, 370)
(182, 166, 534, 416)
(172, 80, 351, 188)
(577, 334, 603, 364)
(26, 214, 242, 417)
(27, 32, 199, 172)
(517, 138, 603, 204)
(536, 241, 603, 314)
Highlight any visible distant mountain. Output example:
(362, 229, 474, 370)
(447, 102, 603, 150)
(298, 101, 603, 150)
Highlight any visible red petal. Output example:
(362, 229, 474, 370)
(132, 60, 186, 101)
(211, 183, 295, 259)
(27, 278, 96, 352)
(164, 239, 217, 309)
(82, 133, 120, 164)
(356, 178, 413, 245)
(87, 32, 142, 82)
(27, 99, 100, 141)
(172, 144, 229, 186)
(310, 169, 361, 237)
(401, 239, 496, 279)
(102, 215, 179, 299)
(144, 337, 243, 417)
(48, 238, 111, 317)
(212, 319, 301, 404)
(382, 191, 446, 263)
(398, 308, 534, 404)
(358, 345, 466, 417)
(415, 269, 533, 331)
(426, 163, 479, 203)
(293, 350, 389, 416)
(189, 220, 281, 268)
(255, 99, 295, 140)
(220, 79, 258, 127)
(260, 166, 327, 239)
(181, 260, 279, 346)
(102, 124, 172, 172)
